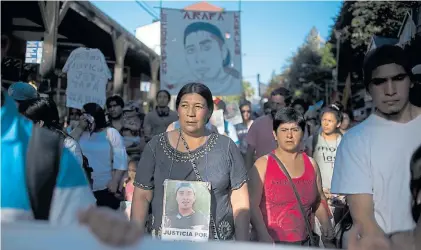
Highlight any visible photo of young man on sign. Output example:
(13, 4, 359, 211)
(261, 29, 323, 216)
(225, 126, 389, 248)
(162, 181, 211, 242)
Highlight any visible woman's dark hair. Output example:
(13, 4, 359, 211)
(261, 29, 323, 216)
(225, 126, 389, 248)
(175, 83, 213, 121)
(291, 99, 309, 113)
(156, 90, 171, 101)
(106, 95, 124, 109)
(83, 103, 108, 131)
(184, 22, 230, 68)
(19, 97, 62, 130)
(239, 102, 251, 111)
(320, 104, 344, 123)
(273, 107, 306, 133)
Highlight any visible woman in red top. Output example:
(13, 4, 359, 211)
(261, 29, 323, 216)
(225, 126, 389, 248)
(249, 107, 334, 245)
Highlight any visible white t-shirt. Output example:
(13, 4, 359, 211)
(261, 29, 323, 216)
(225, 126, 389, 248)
(62, 48, 111, 109)
(313, 134, 342, 189)
(217, 120, 240, 146)
(79, 128, 128, 191)
(331, 114, 421, 234)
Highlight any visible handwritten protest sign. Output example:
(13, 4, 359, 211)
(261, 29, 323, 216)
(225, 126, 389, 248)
(161, 180, 211, 242)
(2, 221, 320, 250)
(210, 109, 224, 134)
(62, 48, 111, 109)
(225, 102, 242, 125)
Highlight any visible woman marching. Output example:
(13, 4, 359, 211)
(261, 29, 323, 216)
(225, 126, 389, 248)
(249, 107, 334, 246)
(131, 82, 250, 241)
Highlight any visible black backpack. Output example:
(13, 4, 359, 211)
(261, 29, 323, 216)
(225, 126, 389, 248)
(26, 126, 94, 220)
(26, 126, 63, 220)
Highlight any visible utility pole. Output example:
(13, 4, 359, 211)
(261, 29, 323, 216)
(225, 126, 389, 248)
(257, 74, 261, 97)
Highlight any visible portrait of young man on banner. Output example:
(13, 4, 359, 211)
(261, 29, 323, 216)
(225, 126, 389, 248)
(160, 8, 242, 96)
(161, 180, 211, 242)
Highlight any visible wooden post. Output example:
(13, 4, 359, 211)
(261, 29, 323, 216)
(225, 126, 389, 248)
(38, 1, 71, 78)
(38, 1, 59, 77)
(148, 56, 160, 106)
(123, 66, 131, 101)
(111, 31, 129, 96)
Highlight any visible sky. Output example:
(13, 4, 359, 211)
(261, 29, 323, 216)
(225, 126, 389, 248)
(92, 0, 342, 97)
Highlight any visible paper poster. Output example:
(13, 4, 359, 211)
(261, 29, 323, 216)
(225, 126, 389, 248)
(161, 180, 211, 242)
(225, 102, 242, 125)
(160, 8, 242, 96)
(209, 109, 224, 134)
(63, 47, 111, 109)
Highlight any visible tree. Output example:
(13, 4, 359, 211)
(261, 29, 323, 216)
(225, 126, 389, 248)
(242, 80, 255, 100)
(329, 1, 419, 81)
(282, 27, 336, 102)
(265, 70, 288, 97)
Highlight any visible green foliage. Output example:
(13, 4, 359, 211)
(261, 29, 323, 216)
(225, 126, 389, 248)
(329, 1, 419, 80)
(320, 43, 336, 68)
(269, 27, 336, 101)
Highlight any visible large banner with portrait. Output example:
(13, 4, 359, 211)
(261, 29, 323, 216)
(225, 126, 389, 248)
(160, 8, 242, 96)
(161, 180, 211, 242)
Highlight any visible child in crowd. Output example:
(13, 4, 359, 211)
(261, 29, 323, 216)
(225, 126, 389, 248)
(120, 161, 136, 219)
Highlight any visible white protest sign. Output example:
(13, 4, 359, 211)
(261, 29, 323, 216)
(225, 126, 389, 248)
(210, 109, 225, 134)
(62, 47, 111, 109)
(160, 8, 242, 96)
(2, 221, 319, 250)
(225, 102, 242, 125)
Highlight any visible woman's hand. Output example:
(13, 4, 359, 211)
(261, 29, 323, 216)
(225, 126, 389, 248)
(78, 206, 143, 247)
(78, 116, 89, 130)
(347, 225, 391, 250)
(323, 188, 332, 200)
(321, 222, 335, 242)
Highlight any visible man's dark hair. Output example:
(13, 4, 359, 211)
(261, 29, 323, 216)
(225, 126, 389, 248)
(291, 99, 309, 113)
(19, 97, 62, 131)
(271, 87, 292, 106)
(363, 45, 413, 89)
(239, 101, 251, 111)
(156, 90, 171, 101)
(106, 95, 124, 109)
(273, 107, 305, 133)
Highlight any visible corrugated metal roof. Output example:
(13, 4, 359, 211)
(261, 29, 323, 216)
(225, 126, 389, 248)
(184, 1, 223, 11)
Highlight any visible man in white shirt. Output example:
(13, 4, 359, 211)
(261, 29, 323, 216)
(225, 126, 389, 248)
(331, 45, 421, 243)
